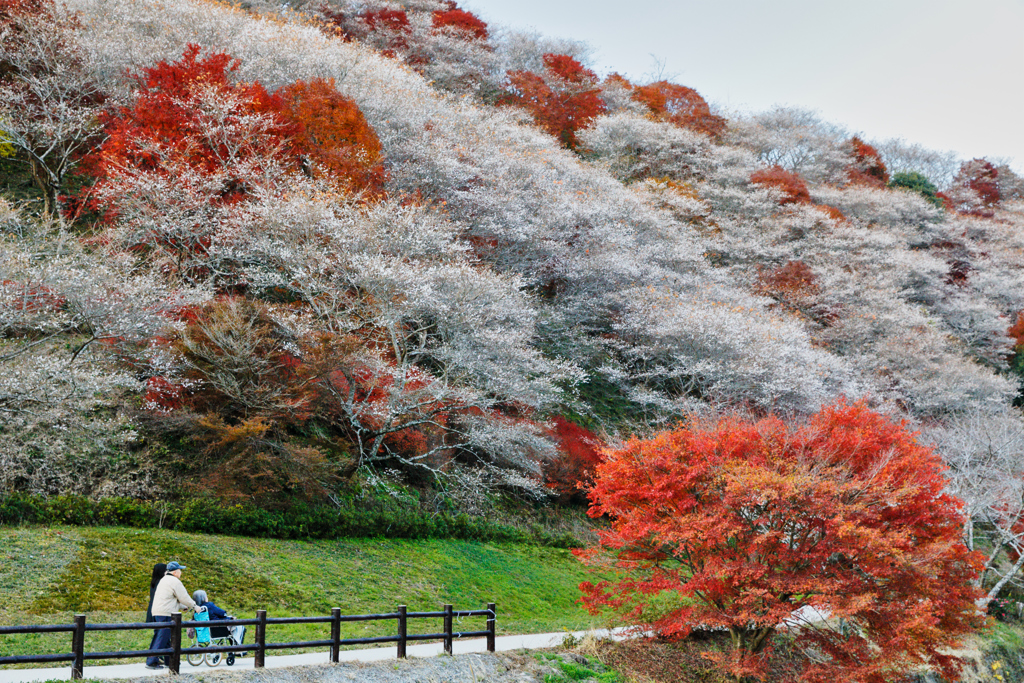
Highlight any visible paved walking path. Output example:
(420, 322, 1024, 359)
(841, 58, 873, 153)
(0, 628, 632, 682)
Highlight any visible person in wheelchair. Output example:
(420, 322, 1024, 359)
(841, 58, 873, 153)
(192, 590, 229, 622)
(188, 590, 246, 665)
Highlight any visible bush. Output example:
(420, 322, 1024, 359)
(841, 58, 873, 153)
(0, 492, 580, 547)
(989, 597, 1024, 623)
(889, 170, 944, 208)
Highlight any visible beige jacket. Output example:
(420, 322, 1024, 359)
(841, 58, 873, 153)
(151, 574, 197, 617)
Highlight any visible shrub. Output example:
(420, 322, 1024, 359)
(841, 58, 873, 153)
(889, 170, 943, 208)
(988, 597, 1023, 623)
(0, 492, 581, 547)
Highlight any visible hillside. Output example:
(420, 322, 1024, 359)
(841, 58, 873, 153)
(0, 525, 605, 662)
(3, 0, 1024, 677)
(2, 0, 1021, 497)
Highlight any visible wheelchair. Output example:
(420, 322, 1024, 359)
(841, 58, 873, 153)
(185, 614, 245, 667)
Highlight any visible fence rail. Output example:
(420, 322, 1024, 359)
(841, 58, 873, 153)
(0, 602, 497, 679)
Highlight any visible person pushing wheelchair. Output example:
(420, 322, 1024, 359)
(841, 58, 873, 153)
(145, 561, 196, 669)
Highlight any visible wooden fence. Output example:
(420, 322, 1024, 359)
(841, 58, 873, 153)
(0, 603, 497, 679)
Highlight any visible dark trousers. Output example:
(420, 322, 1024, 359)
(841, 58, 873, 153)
(146, 616, 172, 666)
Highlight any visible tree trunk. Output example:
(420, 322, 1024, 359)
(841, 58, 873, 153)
(29, 155, 59, 218)
(984, 545, 1024, 606)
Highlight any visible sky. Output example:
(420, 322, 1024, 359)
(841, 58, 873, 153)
(464, 0, 1024, 174)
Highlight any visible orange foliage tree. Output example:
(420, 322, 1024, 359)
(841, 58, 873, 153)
(846, 136, 889, 187)
(577, 400, 984, 683)
(141, 298, 349, 504)
(755, 260, 821, 307)
(141, 295, 509, 498)
(1009, 311, 1024, 350)
(630, 80, 726, 139)
(500, 53, 606, 150)
(602, 72, 633, 90)
(749, 165, 811, 205)
(277, 77, 387, 198)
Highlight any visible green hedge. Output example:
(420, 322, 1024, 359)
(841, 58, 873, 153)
(0, 493, 581, 548)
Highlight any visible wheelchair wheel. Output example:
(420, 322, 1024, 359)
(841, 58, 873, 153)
(186, 647, 205, 667)
(205, 651, 222, 667)
(226, 653, 235, 666)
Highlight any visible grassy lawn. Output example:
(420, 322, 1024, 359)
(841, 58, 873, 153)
(0, 526, 613, 667)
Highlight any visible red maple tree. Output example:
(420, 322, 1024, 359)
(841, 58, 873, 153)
(1009, 311, 1024, 349)
(362, 8, 410, 33)
(431, 5, 488, 40)
(544, 416, 604, 503)
(749, 165, 811, 205)
(500, 53, 606, 150)
(276, 77, 388, 198)
(577, 400, 984, 682)
(630, 80, 726, 139)
(846, 136, 889, 187)
(87, 44, 295, 186)
(951, 158, 1001, 215)
(77, 45, 300, 280)
(87, 46, 387, 207)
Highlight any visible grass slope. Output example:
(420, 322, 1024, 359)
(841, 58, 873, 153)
(0, 526, 610, 665)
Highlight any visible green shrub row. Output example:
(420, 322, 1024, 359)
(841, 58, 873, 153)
(0, 493, 582, 548)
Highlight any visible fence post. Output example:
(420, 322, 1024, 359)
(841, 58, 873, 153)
(255, 610, 267, 668)
(169, 612, 181, 674)
(330, 608, 340, 664)
(443, 604, 453, 655)
(486, 603, 496, 653)
(71, 614, 86, 680)
(397, 605, 407, 659)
